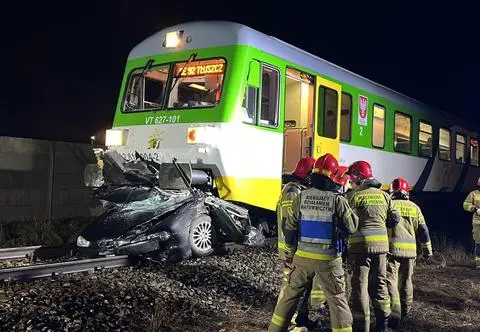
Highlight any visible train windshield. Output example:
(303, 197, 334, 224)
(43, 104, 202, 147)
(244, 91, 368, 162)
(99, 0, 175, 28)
(167, 58, 226, 109)
(122, 57, 226, 113)
(124, 64, 170, 112)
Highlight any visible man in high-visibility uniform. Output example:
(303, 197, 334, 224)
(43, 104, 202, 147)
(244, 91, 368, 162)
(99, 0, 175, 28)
(345, 160, 400, 332)
(463, 176, 480, 269)
(269, 153, 359, 332)
(277, 157, 327, 329)
(385, 178, 433, 328)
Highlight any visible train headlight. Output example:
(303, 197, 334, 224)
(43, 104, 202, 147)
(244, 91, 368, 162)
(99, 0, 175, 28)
(105, 129, 128, 147)
(165, 31, 183, 48)
(187, 126, 220, 146)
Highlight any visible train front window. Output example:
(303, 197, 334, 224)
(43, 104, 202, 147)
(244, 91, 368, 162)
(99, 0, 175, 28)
(123, 64, 170, 112)
(167, 58, 226, 109)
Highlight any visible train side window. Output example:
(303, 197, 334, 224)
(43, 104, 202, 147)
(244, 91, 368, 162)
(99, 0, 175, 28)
(439, 128, 451, 161)
(317, 86, 338, 139)
(394, 112, 412, 153)
(340, 93, 352, 141)
(372, 104, 385, 148)
(456, 133, 466, 164)
(259, 65, 280, 127)
(470, 137, 479, 166)
(418, 121, 433, 157)
(241, 86, 257, 124)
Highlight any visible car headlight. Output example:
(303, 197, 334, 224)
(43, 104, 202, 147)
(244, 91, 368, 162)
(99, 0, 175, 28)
(77, 235, 90, 247)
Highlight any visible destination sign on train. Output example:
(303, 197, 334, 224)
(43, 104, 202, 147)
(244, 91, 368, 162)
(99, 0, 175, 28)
(177, 63, 225, 77)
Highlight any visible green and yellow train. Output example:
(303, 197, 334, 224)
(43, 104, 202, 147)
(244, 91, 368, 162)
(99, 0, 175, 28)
(100, 20, 480, 213)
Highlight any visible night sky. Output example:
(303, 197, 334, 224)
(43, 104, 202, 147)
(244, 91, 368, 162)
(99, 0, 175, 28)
(1, 1, 478, 143)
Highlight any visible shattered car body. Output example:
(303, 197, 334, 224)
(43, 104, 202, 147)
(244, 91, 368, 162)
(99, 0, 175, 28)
(79, 150, 265, 262)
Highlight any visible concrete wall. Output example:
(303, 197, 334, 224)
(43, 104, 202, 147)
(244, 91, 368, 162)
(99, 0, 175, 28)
(0, 136, 103, 221)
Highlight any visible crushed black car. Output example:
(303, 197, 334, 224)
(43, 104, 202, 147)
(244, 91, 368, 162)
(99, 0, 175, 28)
(79, 150, 266, 262)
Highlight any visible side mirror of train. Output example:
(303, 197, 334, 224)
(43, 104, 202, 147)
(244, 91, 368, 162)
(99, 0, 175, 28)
(247, 60, 261, 88)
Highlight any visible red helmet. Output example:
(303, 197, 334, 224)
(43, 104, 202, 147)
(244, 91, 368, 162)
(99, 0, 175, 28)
(347, 160, 373, 183)
(293, 157, 316, 179)
(391, 177, 409, 194)
(312, 153, 339, 179)
(333, 165, 351, 186)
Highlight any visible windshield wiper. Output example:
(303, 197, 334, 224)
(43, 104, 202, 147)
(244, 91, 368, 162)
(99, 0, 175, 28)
(167, 53, 197, 96)
(132, 59, 155, 100)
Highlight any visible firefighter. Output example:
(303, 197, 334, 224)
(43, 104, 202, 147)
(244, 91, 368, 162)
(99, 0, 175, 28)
(334, 166, 353, 195)
(333, 166, 353, 264)
(269, 153, 359, 332)
(462, 177, 480, 269)
(386, 178, 433, 328)
(345, 160, 400, 332)
(277, 157, 327, 329)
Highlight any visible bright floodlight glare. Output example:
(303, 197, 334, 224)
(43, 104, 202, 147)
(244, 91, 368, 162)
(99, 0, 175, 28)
(166, 31, 181, 48)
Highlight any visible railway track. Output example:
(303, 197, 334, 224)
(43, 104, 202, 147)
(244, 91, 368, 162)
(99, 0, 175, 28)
(0, 237, 278, 282)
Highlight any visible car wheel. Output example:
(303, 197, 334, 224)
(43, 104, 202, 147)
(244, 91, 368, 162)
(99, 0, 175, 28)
(189, 214, 216, 257)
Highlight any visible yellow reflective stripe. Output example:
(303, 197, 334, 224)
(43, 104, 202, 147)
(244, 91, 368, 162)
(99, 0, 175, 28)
(349, 235, 388, 243)
(271, 313, 285, 327)
(421, 242, 432, 251)
(464, 202, 475, 210)
(332, 328, 352, 332)
(295, 249, 336, 260)
(393, 242, 417, 250)
(391, 296, 401, 305)
(278, 241, 287, 249)
(291, 312, 298, 324)
(311, 290, 324, 294)
(475, 257, 480, 262)
(375, 299, 390, 310)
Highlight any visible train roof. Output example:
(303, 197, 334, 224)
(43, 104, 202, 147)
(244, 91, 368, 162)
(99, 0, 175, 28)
(128, 20, 477, 134)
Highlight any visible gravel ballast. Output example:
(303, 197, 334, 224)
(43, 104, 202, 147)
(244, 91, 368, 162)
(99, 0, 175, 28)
(0, 246, 283, 332)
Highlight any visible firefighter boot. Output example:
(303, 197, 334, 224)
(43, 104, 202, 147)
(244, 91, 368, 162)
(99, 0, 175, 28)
(374, 316, 393, 332)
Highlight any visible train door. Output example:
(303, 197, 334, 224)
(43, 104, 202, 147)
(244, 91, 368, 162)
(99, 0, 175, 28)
(283, 68, 315, 174)
(313, 77, 342, 160)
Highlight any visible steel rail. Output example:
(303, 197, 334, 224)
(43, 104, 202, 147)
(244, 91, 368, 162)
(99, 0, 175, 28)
(0, 237, 278, 282)
(0, 256, 131, 282)
(0, 246, 41, 261)
(221, 236, 278, 251)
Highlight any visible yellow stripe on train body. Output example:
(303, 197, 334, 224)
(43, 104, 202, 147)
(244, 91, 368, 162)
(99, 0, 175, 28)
(215, 176, 282, 211)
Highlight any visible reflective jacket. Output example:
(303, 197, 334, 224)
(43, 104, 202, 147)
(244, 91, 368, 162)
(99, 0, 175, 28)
(388, 199, 433, 258)
(346, 182, 400, 254)
(284, 187, 358, 264)
(276, 181, 304, 260)
(463, 189, 480, 241)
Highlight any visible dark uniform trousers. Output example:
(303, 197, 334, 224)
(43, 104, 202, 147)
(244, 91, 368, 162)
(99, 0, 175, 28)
(386, 256, 415, 322)
(269, 256, 352, 332)
(350, 253, 390, 332)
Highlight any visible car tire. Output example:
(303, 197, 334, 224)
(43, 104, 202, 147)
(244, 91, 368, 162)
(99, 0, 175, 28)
(189, 214, 216, 257)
